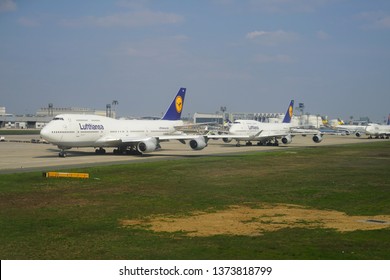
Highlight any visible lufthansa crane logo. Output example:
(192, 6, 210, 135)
(288, 106, 293, 117)
(175, 96, 183, 113)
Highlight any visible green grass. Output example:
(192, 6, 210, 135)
(0, 142, 389, 259)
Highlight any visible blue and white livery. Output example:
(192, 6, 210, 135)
(211, 100, 323, 146)
(40, 88, 207, 157)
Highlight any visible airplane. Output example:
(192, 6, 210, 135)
(211, 100, 323, 147)
(40, 88, 208, 157)
(364, 114, 390, 139)
(327, 119, 367, 137)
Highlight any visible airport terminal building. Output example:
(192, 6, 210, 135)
(0, 106, 108, 129)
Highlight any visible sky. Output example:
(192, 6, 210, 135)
(0, 0, 389, 123)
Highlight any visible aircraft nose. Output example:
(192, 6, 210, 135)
(40, 126, 49, 138)
(40, 126, 53, 142)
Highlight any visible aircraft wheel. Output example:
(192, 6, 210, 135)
(95, 148, 106, 154)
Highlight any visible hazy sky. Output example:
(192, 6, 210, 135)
(1, 0, 389, 122)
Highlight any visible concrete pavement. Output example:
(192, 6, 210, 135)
(0, 134, 387, 174)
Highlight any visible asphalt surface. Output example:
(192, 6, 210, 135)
(0, 134, 387, 174)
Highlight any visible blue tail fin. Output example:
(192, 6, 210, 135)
(161, 88, 186, 120)
(282, 100, 294, 123)
(387, 114, 390, 125)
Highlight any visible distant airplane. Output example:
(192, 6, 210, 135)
(40, 88, 208, 157)
(365, 114, 390, 139)
(328, 119, 367, 137)
(211, 100, 323, 147)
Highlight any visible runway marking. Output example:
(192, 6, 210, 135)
(120, 203, 390, 237)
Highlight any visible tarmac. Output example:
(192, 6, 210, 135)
(0, 134, 387, 174)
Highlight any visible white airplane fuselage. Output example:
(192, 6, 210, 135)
(40, 114, 183, 149)
(365, 124, 390, 138)
(221, 119, 323, 145)
(229, 120, 293, 139)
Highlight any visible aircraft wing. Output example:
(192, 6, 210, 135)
(289, 128, 325, 136)
(207, 130, 266, 140)
(95, 134, 206, 145)
(174, 122, 225, 135)
(290, 128, 320, 134)
(94, 135, 122, 145)
(174, 122, 221, 129)
(95, 135, 158, 145)
(158, 135, 195, 140)
(158, 134, 208, 145)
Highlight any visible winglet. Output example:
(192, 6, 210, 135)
(161, 88, 186, 121)
(282, 100, 294, 123)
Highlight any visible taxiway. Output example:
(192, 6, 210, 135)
(0, 134, 387, 174)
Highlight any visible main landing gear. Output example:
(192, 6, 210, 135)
(235, 139, 279, 147)
(113, 147, 142, 155)
(58, 148, 107, 157)
(95, 148, 106, 155)
(59, 151, 67, 157)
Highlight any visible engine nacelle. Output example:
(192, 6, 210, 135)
(281, 134, 292, 144)
(223, 138, 232, 143)
(137, 138, 158, 153)
(312, 134, 323, 143)
(189, 136, 207, 150)
(355, 132, 361, 137)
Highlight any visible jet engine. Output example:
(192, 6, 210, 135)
(222, 138, 232, 143)
(281, 134, 292, 144)
(355, 132, 361, 137)
(137, 138, 158, 153)
(189, 136, 207, 150)
(312, 134, 323, 143)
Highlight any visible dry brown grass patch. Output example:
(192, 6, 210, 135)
(120, 203, 390, 237)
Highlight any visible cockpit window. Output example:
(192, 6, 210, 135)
(53, 117, 64, 121)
